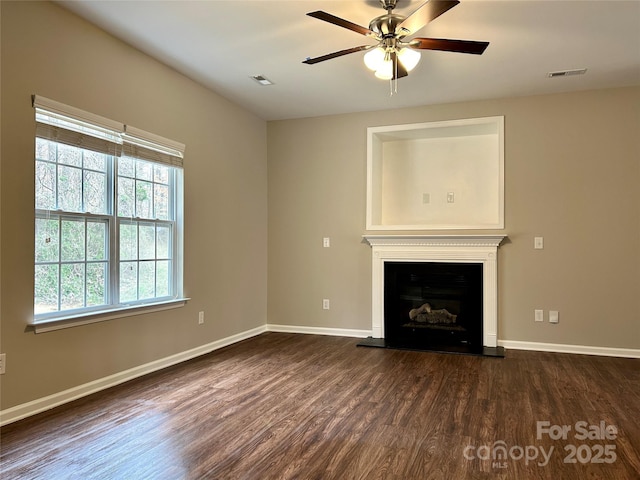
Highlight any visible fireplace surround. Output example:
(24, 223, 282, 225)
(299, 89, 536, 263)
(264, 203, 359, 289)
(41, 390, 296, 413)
(362, 235, 506, 355)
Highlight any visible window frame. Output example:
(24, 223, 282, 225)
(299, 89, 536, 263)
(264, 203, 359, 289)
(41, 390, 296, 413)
(115, 156, 179, 307)
(34, 211, 113, 316)
(32, 96, 187, 332)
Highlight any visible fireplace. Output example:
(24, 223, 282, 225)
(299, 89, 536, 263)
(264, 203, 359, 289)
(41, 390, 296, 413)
(385, 261, 483, 352)
(361, 235, 506, 355)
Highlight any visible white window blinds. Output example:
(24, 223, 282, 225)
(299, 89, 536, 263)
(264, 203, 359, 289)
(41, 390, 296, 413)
(122, 125, 184, 168)
(32, 95, 185, 165)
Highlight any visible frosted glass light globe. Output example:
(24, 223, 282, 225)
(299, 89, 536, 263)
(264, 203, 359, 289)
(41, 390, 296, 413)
(364, 47, 386, 71)
(398, 48, 421, 71)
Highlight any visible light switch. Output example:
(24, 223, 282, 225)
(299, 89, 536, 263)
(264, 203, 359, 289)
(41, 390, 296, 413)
(534, 237, 544, 249)
(549, 310, 559, 324)
(323, 237, 330, 248)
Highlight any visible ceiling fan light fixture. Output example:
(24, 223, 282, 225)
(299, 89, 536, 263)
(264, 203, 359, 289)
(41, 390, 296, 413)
(398, 47, 420, 72)
(304, 0, 488, 89)
(364, 47, 386, 71)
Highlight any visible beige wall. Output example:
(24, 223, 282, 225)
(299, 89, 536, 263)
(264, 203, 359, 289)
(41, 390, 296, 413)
(1, 1, 267, 409)
(268, 87, 640, 349)
(1, 0, 638, 415)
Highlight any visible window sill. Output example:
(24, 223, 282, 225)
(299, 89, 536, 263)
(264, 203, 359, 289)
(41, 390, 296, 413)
(30, 298, 191, 333)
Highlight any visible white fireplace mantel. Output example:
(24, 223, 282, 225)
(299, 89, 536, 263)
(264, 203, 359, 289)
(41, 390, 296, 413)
(363, 234, 507, 348)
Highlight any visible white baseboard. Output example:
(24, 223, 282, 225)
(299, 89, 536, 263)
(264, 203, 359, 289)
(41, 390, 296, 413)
(266, 323, 372, 338)
(499, 340, 640, 358)
(4, 328, 635, 426)
(0, 325, 267, 427)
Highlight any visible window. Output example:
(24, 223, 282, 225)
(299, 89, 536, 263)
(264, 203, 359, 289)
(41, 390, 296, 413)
(33, 96, 185, 325)
(117, 157, 175, 303)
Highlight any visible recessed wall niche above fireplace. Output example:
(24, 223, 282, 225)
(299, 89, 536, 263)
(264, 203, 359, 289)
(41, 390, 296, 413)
(362, 235, 506, 356)
(366, 116, 504, 231)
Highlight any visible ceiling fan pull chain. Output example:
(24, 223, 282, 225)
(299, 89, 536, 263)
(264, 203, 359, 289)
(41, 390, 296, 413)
(389, 78, 398, 96)
(394, 60, 398, 94)
(391, 59, 398, 95)
(388, 60, 398, 96)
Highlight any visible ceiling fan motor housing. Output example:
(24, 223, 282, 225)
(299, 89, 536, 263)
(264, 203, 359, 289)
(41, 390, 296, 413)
(369, 13, 408, 38)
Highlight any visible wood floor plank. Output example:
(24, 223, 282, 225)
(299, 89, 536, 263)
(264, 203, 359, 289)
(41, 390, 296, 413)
(1, 332, 638, 479)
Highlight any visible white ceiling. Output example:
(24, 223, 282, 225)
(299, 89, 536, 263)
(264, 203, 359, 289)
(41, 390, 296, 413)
(57, 0, 640, 121)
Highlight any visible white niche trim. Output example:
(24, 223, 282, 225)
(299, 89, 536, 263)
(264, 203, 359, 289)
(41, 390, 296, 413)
(366, 116, 504, 230)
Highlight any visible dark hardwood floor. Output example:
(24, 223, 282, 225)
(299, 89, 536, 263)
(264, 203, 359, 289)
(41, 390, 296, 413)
(1, 332, 639, 479)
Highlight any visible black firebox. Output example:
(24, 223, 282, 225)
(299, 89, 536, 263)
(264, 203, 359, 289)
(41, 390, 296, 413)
(383, 261, 483, 353)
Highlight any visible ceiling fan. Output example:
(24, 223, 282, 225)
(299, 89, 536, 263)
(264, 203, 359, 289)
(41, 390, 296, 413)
(303, 0, 489, 81)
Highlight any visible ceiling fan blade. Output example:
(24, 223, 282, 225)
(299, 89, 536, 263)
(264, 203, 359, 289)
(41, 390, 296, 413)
(411, 37, 489, 55)
(307, 11, 375, 37)
(398, 0, 459, 35)
(303, 45, 374, 65)
(391, 51, 409, 79)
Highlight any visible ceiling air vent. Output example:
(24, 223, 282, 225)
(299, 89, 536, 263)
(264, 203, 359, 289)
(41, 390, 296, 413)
(250, 75, 274, 86)
(548, 68, 587, 78)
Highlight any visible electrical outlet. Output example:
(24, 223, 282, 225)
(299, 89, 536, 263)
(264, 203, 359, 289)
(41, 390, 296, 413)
(198, 311, 205, 325)
(535, 309, 544, 322)
(322, 299, 330, 310)
(0, 353, 6, 374)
